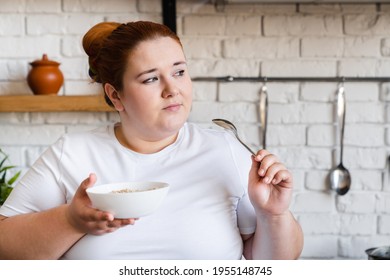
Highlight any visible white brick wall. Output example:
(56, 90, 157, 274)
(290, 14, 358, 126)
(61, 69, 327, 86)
(1, 0, 390, 259)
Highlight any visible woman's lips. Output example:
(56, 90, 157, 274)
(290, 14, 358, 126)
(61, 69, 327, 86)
(163, 103, 182, 112)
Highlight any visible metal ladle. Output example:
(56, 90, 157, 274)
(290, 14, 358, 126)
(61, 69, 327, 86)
(212, 119, 255, 155)
(329, 84, 351, 195)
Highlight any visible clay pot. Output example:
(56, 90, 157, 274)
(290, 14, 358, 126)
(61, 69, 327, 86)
(27, 54, 64, 95)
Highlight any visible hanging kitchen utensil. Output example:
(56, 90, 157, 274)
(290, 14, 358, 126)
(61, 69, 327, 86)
(329, 82, 351, 195)
(259, 82, 268, 150)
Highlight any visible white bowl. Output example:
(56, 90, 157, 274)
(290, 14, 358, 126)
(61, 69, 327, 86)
(86, 181, 170, 218)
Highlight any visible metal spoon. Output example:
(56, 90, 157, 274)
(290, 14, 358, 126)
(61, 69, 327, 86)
(212, 118, 255, 155)
(329, 84, 351, 195)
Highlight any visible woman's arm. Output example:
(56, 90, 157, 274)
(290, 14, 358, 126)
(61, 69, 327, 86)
(0, 206, 84, 259)
(0, 174, 136, 259)
(242, 150, 303, 260)
(242, 211, 303, 259)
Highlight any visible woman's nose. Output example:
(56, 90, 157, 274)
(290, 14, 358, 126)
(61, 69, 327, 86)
(162, 79, 179, 98)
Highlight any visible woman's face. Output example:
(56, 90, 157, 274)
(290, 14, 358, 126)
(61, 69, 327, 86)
(118, 37, 192, 141)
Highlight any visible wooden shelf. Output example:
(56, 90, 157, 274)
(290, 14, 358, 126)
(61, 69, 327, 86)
(0, 95, 114, 112)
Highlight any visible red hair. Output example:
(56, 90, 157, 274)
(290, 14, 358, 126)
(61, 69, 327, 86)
(82, 21, 182, 107)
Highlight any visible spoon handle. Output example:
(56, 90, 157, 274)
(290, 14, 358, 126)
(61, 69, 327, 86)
(259, 84, 268, 150)
(237, 138, 256, 155)
(337, 84, 346, 164)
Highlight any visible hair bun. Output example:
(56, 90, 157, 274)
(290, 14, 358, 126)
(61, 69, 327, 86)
(83, 22, 120, 81)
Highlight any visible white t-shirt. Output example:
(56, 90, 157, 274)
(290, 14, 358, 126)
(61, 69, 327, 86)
(0, 122, 256, 259)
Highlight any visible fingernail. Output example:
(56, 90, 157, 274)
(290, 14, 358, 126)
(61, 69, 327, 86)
(263, 177, 269, 183)
(259, 169, 265, 176)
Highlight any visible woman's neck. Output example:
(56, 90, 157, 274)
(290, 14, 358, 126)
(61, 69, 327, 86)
(114, 123, 179, 154)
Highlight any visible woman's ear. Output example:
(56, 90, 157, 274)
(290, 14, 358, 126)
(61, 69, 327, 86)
(104, 83, 124, 111)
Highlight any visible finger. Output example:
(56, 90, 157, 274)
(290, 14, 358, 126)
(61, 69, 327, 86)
(257, 154, 279, 177)
(261, 162, 286, 184)
(271, 169, 293, 186)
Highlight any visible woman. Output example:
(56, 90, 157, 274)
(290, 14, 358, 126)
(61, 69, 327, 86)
(0, 21, 303, 259)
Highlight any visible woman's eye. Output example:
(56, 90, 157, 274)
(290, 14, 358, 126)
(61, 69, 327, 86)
(143, 77, 158, 84)
(174, 70, 185, 77)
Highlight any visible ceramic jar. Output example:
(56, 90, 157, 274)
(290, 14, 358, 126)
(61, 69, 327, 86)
(27, 54, 64, 95)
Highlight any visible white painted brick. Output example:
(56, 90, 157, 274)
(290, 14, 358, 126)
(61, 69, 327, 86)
(226, 16, 261, 36)
(382, 38, 390, 56)
(137, 0, 161, 13)
(31, 112, 108, 125)
(377, 193, 390, 214)
(239, 123, 261, 148)
(0, 60, 29, 81)
(0, 15, 24, 36)
(337, 193, 376, 213)
(344, 14, 390, 36)
(301, 83, 336, 102)
(340, 214, 376, 235)
(264, 15, 342, 36)
(350, 169, 382, 191)
(0, 125, 65, 145)
(346, 103, 383, 123)
(266, 83, 299, 103)
(378, 215, 390, 234)
(183, 16, 225, 36)
(267, 124, 306, 146)
(24, 146, 48, 166)
(338, 58, 378, 77)
(26, 0, 61, 12)
(66, 124, 107, 134)
(0, 0, 25, 12)
(63, 0, 137, 13)
(192, 82, 217, 101)
(301, 37, 343, 57)
(339, 236, 373, 259)
(307, 124, 334, 146)
(292, 192, 335, 213)
(268, 104, 300, 124)
(108, 112, 120, 123)
(299, 4, 341, 14)
(300, 103, 333, 124)
(344, 148, 386, 169)
(26, 15, 65, 35)
(262, 60, 337, 77)
(305, 170, 329, 191)
(181, 38, 221, 59)
(377, 60, 390, 76)
(300, 235, 338, 259)
(64, 81, 102, 95)
(218, 82, 260, 102)
(275, 147, 332, 169)
(341, 4, 376, 13)
(344, 37, 381, 57)
(345, 124, 384, 147)
(298, 214, 340, 234)
(382, 82, 390, 101)
(0, 113, 30, 124)
(343, 83, 379, 102)
(188, 59, 259, 77)
(223, 37, 299, 59)
(177, 1, 215, 14)
(60, 57, 89, 80)
(189, 101, 257, 123)
(0, 81, 31, 95)
(291, 169, 305, 192)
(251, 4, 295, 14)
(0, 37, 60, 58)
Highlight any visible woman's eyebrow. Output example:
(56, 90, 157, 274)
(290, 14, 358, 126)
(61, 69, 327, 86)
(136, 61, 187, 78)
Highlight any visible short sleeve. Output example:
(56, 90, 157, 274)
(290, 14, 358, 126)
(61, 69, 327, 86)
(0, 138, 66, 217)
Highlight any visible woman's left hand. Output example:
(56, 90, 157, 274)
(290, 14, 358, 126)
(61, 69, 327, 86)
(248, 150, 293, 216)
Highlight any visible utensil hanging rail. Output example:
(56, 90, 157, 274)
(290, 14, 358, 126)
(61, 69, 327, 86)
(192, 76, 390, 82)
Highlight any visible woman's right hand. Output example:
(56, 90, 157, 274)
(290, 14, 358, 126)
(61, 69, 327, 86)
(65, 173, 137, 235)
